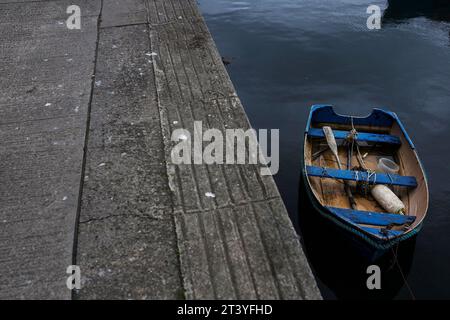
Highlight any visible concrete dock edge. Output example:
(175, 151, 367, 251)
(0, 0, 321, 299)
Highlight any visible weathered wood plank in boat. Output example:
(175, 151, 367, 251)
(327, 207, 415, 226)
(307, 128, 401, 145)
(306, 165, 417, 187)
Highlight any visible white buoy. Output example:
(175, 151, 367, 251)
(371, 185, 405, 214)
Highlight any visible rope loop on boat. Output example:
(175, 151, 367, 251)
(386, 172, 395, 185)
(321, 166, 329, 177)
(346, 128, 358, 143)
(354, 168, 377, 196)
(367, 170, 376, 184)
(346, 117, 358, 142)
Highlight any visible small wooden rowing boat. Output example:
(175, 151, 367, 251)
(302, 105, 429, 259)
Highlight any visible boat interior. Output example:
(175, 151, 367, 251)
(304, 106, 429, 240)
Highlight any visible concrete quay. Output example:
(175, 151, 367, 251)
(0, 0, 321, 300)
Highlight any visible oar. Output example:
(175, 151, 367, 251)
(322, 126, 357, 209)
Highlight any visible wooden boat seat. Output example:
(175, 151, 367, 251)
(326, 207, 416, 226)
(305, 165, 417, 187)
(307, 127, 401, 146)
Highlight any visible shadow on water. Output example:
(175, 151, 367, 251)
(297, 174, 416, 300)
(384, 0, 450, 22)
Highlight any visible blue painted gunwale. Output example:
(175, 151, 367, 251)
(305, 165, 417, 187)
(307, 127, 401, 145)
(326, 206, 416, 226)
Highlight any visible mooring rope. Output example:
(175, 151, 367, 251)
(390, 243, 416, 300)
(380, 230, 416, 300)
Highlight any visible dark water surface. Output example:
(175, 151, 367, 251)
(199, 0, 450, 299)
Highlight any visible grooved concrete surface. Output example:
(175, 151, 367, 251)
(0, 0, 321, 299)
